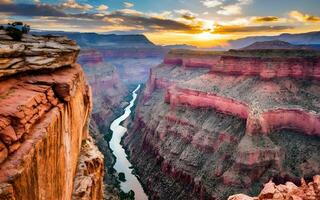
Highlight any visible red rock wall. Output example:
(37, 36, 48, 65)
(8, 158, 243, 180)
(166, 87, 249, 119)
(165, 87, 320, 137)
(164, 52, 320, 80)
(143, 69, 176, 101)
(259, 109, 320, 136)
(213, 56, 320, 80)
(0, 65, 97, 200)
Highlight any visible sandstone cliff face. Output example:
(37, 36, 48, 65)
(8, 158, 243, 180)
(125, 49, 320, 199)
(0, 33, 103, 200)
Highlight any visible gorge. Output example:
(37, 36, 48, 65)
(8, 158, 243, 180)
(109, 84, 148, 200)
(0, 26, 319, 200)
(124, 47, 320, 199)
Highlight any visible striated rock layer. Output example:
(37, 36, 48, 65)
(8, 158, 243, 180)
(0, 33, 103, 200)
(125, 49, 320, 199)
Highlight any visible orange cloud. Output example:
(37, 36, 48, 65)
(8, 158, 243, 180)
(213, 24, 293, 34)
(252, 16, 279, 23)
(289, 10, 320, 22)
(61, 0, 93, 11)
(0, 0, 12, 4)
(97, 4, 108, 11)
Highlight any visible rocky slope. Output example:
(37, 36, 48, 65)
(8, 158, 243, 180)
(0, 30, 103, 200)
(125, 48, 320, 199)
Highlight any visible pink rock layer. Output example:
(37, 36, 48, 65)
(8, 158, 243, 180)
(164, 51, 320, 80)
(165, 87, 320, 137)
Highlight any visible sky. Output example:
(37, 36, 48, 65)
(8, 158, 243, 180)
(0, 0, 320, 47)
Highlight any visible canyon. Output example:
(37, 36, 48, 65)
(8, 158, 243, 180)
(8, 29, 319, 200)
(125, 48, 320, 199)
(0, 30, 104, 199)
(67, 33, 163, 199)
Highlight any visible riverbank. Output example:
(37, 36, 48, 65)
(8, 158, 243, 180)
(109, 85, 149, 200)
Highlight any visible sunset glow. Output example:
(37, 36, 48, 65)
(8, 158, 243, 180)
(0, 0, 319, 47)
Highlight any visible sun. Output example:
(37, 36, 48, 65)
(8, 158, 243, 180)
(195, 31, 221, 41)
(197, 32, 213, 40)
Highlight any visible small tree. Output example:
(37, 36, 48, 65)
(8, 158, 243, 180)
(6, 26, 23, 41)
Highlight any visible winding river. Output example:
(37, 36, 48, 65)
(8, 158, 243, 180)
(109, 84, 148, 200)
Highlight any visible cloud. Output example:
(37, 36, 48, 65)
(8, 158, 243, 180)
(104, 10, 202, 33)
(148, 11, 172, 19)
(60, 0, 93, 11)
(175, 9, 198, 20)
(0, 0, 12, 4)
(97, 4, 108, 11)
(213, 24, 293, 34)
(201, 0, 223, 8)
(34, 0, 40, 3)
(289, 10, 320, 22)
(218, 4, 241, 15)
(124, 2, 134, 8)
(217, 0, 252, 16)
(252, 16, 279, 23)
(0, 3, 67, 17)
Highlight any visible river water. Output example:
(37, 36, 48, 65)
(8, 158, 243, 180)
(109, 84, 148, 200)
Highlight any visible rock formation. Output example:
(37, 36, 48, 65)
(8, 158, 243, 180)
(229, 175, 320, 200)
(125, 49, 320, 199)
(72, 136, 104, 200)
(0, 31, 104, 200)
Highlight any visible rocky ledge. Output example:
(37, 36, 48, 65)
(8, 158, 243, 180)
(0, 30, 79, 78)
(0, 33, 103, 200)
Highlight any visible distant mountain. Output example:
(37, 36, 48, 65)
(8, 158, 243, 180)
(32, 30, 155, 48)
(241, 40, 315, 50)
(162, 44, 197, 50)
(228, 31, 320, 49)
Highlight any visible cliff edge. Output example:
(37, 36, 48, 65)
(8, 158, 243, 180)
(0, 30, 104, 200)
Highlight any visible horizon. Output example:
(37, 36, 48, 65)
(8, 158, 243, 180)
(1, 0, 320, 47)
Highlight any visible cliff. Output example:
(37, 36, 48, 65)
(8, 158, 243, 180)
(125, 49, 320, 199)
(0, 30, 104, 200)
